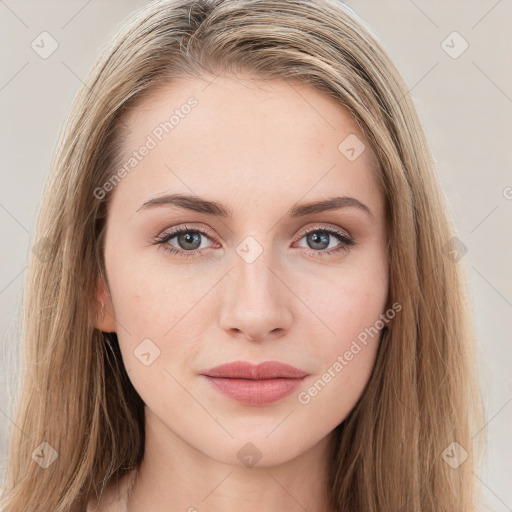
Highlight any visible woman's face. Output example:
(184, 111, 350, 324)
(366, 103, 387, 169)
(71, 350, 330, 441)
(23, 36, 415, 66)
(96, 73, 389, 467)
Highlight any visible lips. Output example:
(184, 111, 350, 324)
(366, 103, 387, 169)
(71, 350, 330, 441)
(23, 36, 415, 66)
(201, 361, 310, 406)
(203, 360, 309, 379)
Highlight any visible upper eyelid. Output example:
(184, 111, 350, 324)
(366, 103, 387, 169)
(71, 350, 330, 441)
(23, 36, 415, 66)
(299, 224, 352, 238)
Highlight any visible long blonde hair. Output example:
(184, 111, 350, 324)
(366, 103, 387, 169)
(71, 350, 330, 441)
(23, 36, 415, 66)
(0, 0, 485, 510)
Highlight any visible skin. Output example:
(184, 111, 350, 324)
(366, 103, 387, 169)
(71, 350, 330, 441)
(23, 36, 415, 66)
(94, 72, 389, 512)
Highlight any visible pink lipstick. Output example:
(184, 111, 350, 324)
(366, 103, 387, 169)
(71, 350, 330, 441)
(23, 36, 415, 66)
(201, 360, 309, 406)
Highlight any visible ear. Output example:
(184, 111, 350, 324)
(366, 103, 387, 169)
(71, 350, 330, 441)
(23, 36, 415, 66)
(94, 277, 117, 333)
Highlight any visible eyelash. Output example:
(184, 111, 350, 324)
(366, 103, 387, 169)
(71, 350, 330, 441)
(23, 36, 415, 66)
(152, 224, 355, 259)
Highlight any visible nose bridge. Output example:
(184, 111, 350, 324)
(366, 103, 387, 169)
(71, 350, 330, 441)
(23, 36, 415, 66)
(219, 235, 292, 339)
(232, 238, 283, 308)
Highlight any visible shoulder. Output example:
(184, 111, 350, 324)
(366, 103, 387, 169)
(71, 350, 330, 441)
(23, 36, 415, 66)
(86, 469, 137, 512)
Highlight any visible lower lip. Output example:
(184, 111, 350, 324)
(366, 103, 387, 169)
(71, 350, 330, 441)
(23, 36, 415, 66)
(203, 376, 306, 406)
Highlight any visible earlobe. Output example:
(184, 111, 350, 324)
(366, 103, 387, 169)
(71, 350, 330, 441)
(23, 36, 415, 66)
(94, 277, 117, 333)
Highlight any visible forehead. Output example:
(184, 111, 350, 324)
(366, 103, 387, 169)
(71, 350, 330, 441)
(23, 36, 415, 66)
(109, 73, 383, 217)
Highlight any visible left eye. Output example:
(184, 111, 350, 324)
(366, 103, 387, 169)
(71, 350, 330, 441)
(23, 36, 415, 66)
(153, 225, 354, 258)
(295, 228, 353, 253)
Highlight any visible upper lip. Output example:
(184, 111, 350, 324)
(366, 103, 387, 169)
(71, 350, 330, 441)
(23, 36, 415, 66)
(202, 361, 309, 380)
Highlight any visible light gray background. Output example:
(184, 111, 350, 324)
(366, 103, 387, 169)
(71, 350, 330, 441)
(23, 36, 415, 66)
(1, 1, 510, 510)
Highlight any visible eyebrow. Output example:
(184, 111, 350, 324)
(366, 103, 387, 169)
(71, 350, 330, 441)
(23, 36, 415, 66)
(136, 193, 373, 219)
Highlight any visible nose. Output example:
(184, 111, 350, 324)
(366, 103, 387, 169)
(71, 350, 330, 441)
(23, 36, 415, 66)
(218, 249, 293, 342)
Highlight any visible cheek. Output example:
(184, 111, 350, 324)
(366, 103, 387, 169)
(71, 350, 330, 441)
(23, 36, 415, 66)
(105, 239, 198, 333)
(295, 283, 386, 423)
(105, 253, 210, 375)
(299, 256, 388, 398)
(306, 262, 388, 347)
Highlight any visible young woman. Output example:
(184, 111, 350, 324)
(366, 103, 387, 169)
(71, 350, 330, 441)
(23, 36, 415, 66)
(0, 0, 485, 510)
